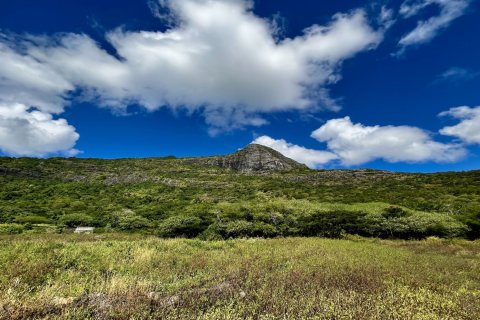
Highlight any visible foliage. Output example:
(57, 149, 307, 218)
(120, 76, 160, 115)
(0, 223, 24, 234)
(59, 213, 94, 228)
(0, 156, 479, 238)
(382, 206, 410, 219)
(298, 210, 368, 238)
(457, 211, 480, 240)
(362, 212, 468, 239)
(157, 216, 206, 238)
(113, 211, 152, 231)
(14, 215, 52, 224)
(206, 220, 279, 239)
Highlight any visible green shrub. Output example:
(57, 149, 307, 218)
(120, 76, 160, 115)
(117, 214, 152, 231)
(364, 212, 468, 239)
(14, 215, 52, 224)
(455, 212, 480, 239)
(158, 216, 206, 238)
(209, 220, 279, 239)
(216, 220, 254, 238)
(0, 223, 24, 234)
(298, 211, 368, 238)
(59, 213, 94, 228)
(198, 227, 224, 241)
(382, 206, 410, 219)
(252, 221, 280, 237)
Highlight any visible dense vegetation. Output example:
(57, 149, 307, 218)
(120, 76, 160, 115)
(0, 156, 479, 239)
(0, 235, 478, 319)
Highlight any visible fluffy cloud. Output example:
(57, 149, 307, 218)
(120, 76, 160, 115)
(252, 135, 338, 168)
(0, 103, 79, 157)
(440, 106, 480, 144)
(311, 117, 466, 165)
(253, 116, 467, 167)
(398, 0, 470, 49)
(0, 38, 74, 114)
(0, 0, 384, 140)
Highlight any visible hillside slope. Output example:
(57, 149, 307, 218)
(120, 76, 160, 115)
(0, 144, 479, 238)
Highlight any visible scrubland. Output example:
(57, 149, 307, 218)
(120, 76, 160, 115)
(1, 235, 479, 319)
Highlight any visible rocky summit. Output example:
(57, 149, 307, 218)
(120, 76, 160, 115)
(207, 144, 308, 172)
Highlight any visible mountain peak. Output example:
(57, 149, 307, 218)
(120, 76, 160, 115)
(215, 143, 307, 172)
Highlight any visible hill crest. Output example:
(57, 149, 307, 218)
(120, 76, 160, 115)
(197, 143, 308, 172)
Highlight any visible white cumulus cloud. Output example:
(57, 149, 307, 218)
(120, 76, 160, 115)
(311, 116, 466, 166)
(252, 135, 338, 168)
(398, 0, 470, 50)
(0, 38, 74, 114)
(0, 103, 79, 157)
(0, 0, 384, 140)
(440, 106, 480, 144)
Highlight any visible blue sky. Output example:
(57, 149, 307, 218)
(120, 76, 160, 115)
(0, 0, 479, 172)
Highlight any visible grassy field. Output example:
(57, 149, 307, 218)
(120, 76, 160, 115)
(0, 235, 479, 319)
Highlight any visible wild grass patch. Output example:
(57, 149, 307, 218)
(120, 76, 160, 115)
(0, 235, 478, 319)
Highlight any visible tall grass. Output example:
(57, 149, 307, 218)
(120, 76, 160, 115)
(0, 235, 479, 319)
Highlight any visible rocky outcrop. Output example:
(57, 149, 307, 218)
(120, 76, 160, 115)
(205, 144, 307, 172)
(185, 144, 306, 172)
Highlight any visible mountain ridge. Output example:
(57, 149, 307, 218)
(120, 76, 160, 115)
(186, 144, 308, 172)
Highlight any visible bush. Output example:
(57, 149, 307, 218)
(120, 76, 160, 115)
(59, 213, 94, 228)
(382, 206, 410, 219)
(158, 216, 206, 238)
(364, 212, 468, 239)
(298, 211, 368, 238)
(207, 220, 279, 239)
(456, 212, 480, 239)
(0, 223, 24, 234)
(117, 214, 152, 231)
(215, 220, 254, 238)
(14, 215, 52, 224)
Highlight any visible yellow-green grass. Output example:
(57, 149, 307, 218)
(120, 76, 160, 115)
(0, 235, 479, 319)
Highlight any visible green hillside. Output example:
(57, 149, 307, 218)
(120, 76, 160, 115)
(0, 154, 479, 239)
